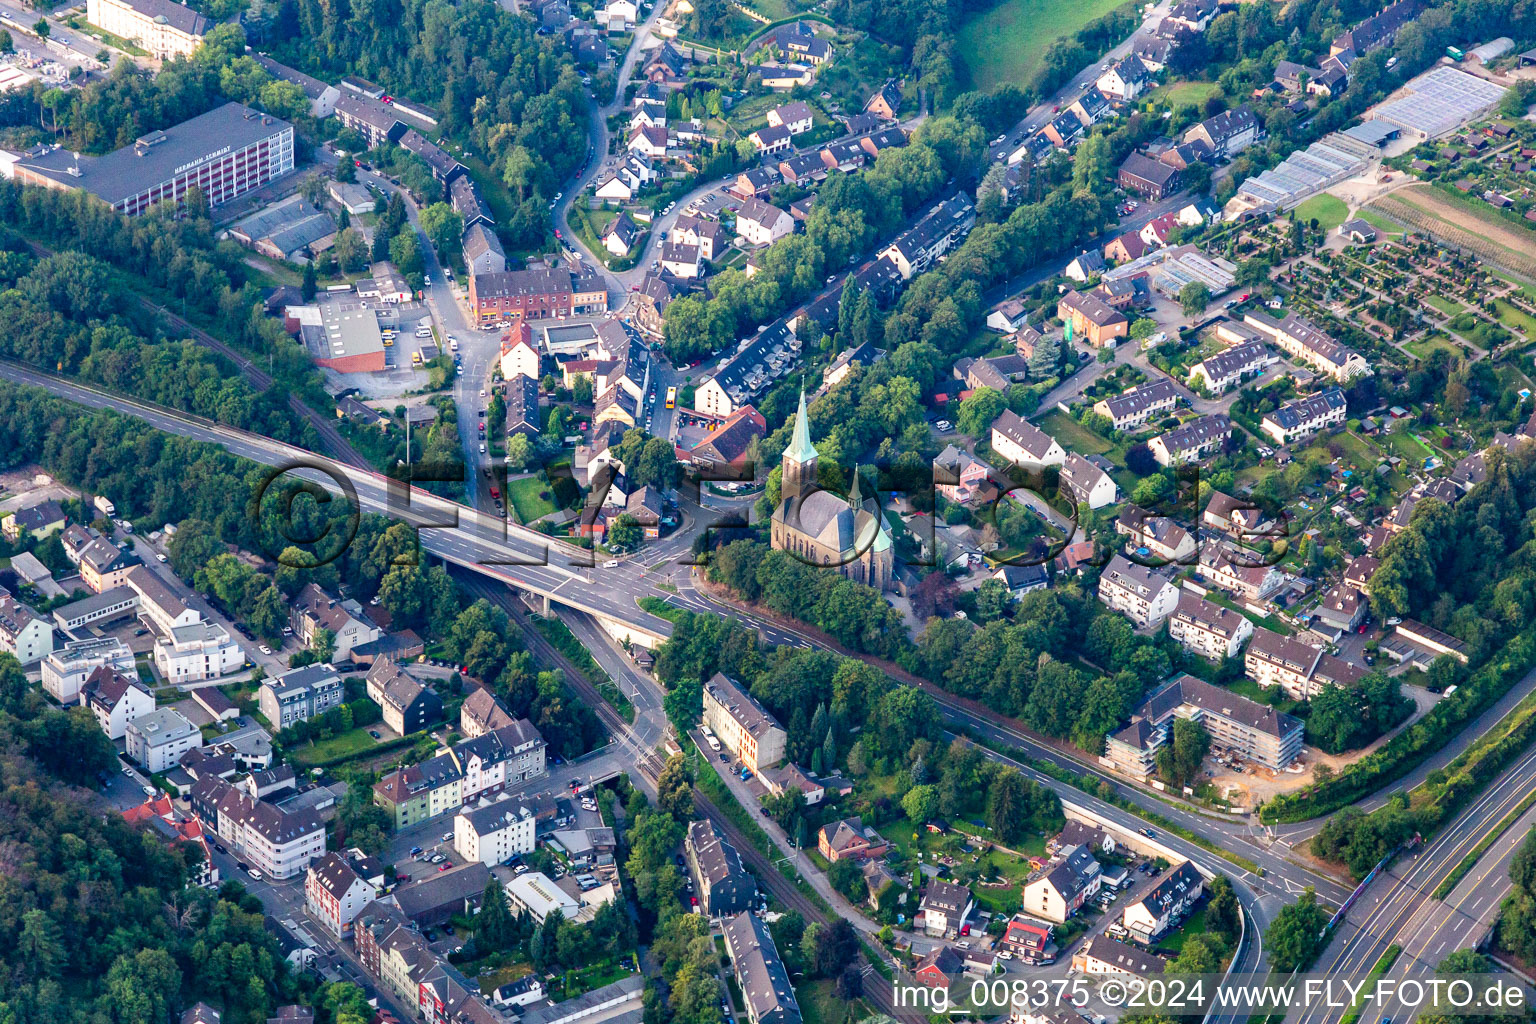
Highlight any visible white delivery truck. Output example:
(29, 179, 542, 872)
(94, 495, 116, 517)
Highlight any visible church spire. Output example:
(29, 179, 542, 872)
(785, 389, 818, 466)
(849, 463, 863, 506)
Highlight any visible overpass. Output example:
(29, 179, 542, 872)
(0, 363, 675, 648)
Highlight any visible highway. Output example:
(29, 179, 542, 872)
(1286, 743, 1536, 1024)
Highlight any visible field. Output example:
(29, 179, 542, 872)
(1294, 194, 1349, 234)
(797, 979, 871, 1024)
(1404, 334, 1464, 361)
(1353, 208, 1406, 239)
(956, 0, 1130, 92)
(1368, 185, 1536, 279)
(507, 476, 559, 523)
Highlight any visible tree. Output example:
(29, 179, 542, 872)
(1205, 876, 1240, 945)
(33, 17, 49, 38)
(420, 203, 466, 262)
(476, 879, 516, 950)
(334, 228, 368, 273)
(1156, 717, 1210, 789)
(608, 513, 642, 551)
(1265, 889, 1329, 972)
(957, 386, 1006, 437)
(16, 909, 64, 982)
(812, 918, 858, 978)
(1180, 281, 1212, 317)
(0, 30, 13, 53)
(656, 754, 694, 820)
(828, 857, 867, 904)
(901, 783, 939, 824)
(302, 261, 317, 301)
(390, 231, 424, 277)
(505, 432, 535, 471)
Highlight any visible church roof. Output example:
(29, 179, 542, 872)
(785, 390, 819, 465)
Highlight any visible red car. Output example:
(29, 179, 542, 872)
(690, 896, 698, 906)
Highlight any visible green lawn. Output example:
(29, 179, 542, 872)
(1494, 299, 1536, 338)
(1155, 904, 1208, 955)
(1404, 334, 1464, 361)
(507, 476, 559, 523)
(1353, 208, 1406, 238)
(956, 0, 1130, 92)
(1293, 194, 1349, 234)
(797, 979, 871, 1024)
(1380, 424, 1437, 466)
(875, 816, 1045, 914)
(289, 727, 380, 765)
(1158, 80, 1222, 108)
(1424, 295, 1464, 318)
(1035, 410, 1113, 455)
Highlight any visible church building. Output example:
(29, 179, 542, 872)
(770, 391, 895, 591)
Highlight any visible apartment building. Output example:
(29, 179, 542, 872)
(702, 672, 787, 773)
(1149, 414, 1231, 466)
(366, 658, 442, 735)
(154, 621, 243, 682)
(372, 720, 547, 829)
(1073, 936, 1164, 978)
(0, 590, 52, 665)
(1245, 627, 1365, 699)
(1058, 289, 1129, 348)
(1168, 590, 1254, 660)
(42, 636, 134, 703)
(83, 666, 155, 740)
(1093, 378, 1180, 431)
(454, 797, 537, 866)
(722, 912, 803, 1024)
(1241, 311, 1371, 381)
(260, 663, 343, 729)
(126, 566, 200, 634)
(878, 195, 975, 279)
(291, 584, 381, 662)
(1182, 106, 1258, 158)
(1105, 674, 1304, 778)
(126, 708, 202, 773)
(918, 879, 975, 938)
(77, 538, 141, 594)
(686, 819, 757, 916)
(1261, 388, 1347, 445)
(1121, 862, 1205, 943)
(1098, 554, 1180, 627)
(1022, 845, 1102, 923)
(305, 852, 377, 937)
(468, 266, 608, 326)
(1198, 541, 1284, 601)
(191, 776, 326, 879)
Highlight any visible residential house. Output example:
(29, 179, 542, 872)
(1117, 504, 1196, 564)
(2, 499, 66, 543)
(454, 797, 537, 866)
(913, 947, 963, 989)
(0, 590, 52, 665)
(1058, 289, 1128, 347)
(1239, 311, 1370, 380)
(991, 410, 1066, 469)
(817, 816, 889, 863)
(499, 322, 542, 381)
(1061, 453, 1119, 509)
(126, 566, 199, 634)
(259, 663, 343, 729)
(1106, 675, 1302, 778)
(1121, 862, 1204, 943)
(305, 852, 377, 937)
(1093, 378, 1181, 431)
(42, 636, 134, 703)
(673, 215, 726, 261)
(748, 123, 793, 155)
(729, 167, 777, 199)
(83, 666, 155, 739)
(865, 81, 902, 120)
(1073, 936, 1164, 978)
(1022, 844, 1102, 923)
(1183, 106, 1259, 158)
(154, 621, 243, 683)
(1246, 626, 1364, 699)
(1097, 58, 1150, 100)
(78, 537, 141, 593)
(1168, 590, 1254, 659)
(1098, 554, 1179, 626)
(1001, 915, 1056, 963)
(1198, 541, 1284, 601)
(603, 212, 642, 256)
(1065, 249, 1106, 282)
(366, 658, 443, 735)
(660, 241, 702, 278)
(628, 124, 669, 159)
(735, 199, 794, 247)
(1188, 340, 1274, 394)
(459, 688, 515, 739)
(722, 911, 802, 1024)
(766, 101, 814, 135)
(1202, 490, 1266, 537)
(1118, 152, 1181, 199)
(878, 195, 975, 279)
(932, 445, 994, 503)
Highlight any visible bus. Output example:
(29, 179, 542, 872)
(665, 386, 677, 410)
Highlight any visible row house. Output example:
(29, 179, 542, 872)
(1168, 589, 1254, 660)
(1187, 340, 1275, 394)
(260, 663, 343, 729)
(878, 195, 975, 279)
(1058, 289, 1129, 348)
(687, 818, 758, 916)
(468, 266, 607, 326)
(305, 851, 377, 937)
(991, 409, 1066, 469)
(1094, 378, 1180, 431)
(372, 720, 547, 829)
(1261, 388, 1348, 445)
(1246, 626, 1365, 699)
(1121, 862, 1205, 944)
(1239, 311, 1371, 381)
(1182, 105, 1259, 159)
(1149, 414, 1231, 466)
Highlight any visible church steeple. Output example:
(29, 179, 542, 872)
(782, 389, 818, 500)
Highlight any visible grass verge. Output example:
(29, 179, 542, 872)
(1339, 946, 1401, 1024)
(1432, 778, 1536, 899)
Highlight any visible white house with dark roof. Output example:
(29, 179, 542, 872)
(723, 911, 803, 1024)
(735, 199, 794, 247)
(305, 851, 377, 937)
(1061, 453, 1119, 510)
(1022, 844, 1101, 922)
(87, 0, 206, 59)
(991, 410, 1066, 469)
(1098, 554, 1179, 626)
(1168, 589, 1253, 660)
(919, 879, 975, 937)
(766, 101, 814, 135)
(0, 588, 52, 665)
